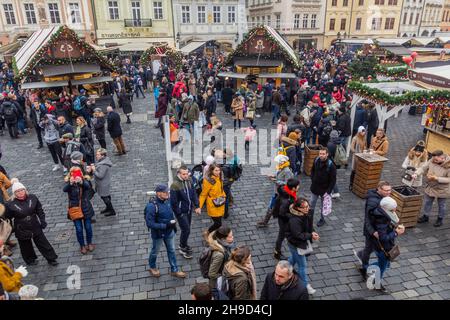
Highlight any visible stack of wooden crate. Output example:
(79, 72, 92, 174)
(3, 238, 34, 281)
(391, 186, 423, 228)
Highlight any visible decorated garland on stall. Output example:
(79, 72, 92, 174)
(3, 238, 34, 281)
(348, 81, 450, 106)
(224, 26, 301, 69)
(374, 64, 408, 79)
(140, 44, 183, 72)
(13, 25, 115, 80)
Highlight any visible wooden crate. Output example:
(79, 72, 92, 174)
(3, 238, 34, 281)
(303, 144, 321, 176)
(391, 186, 423, 228)
(352, 153, 388, 199)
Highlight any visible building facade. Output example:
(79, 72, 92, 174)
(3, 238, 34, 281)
(323, 0, 404, 48)
(172, 0, 247, 50)
(399, 0, 425, 37)
(92, 0, 175, 47)
(440, 0, 449, 31)
(418, 0, 444, 36)
(246, 0, 326, 50)
(0, 0, 95, 45)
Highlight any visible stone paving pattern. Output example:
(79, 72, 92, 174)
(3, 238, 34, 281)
(1, 96, 449, 300)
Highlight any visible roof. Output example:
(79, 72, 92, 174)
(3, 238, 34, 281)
(217, 72, 249, 79)
(264, 26, 298, 66)
(41, 63, 101, 77)
(379, 45, 411, 56)
(437, 37, 450, 43)
(20, 80, 69, 90)
(365, 81, 425, 93)
(376, 38, 411, 45)
(410, 37, 435, 46)
(71, 76, 113, 85)
(117, 42, 153, 52)
(414, 65, 450, 80)
(234, 58, 282, 67)
(180, 41, 206, 54)
(258, 73, 297, 79)
(341, 39, 374, 45)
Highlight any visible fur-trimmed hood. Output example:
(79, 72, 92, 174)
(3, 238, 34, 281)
(281, 136, 298, 146)
(207, 230, 225, 254)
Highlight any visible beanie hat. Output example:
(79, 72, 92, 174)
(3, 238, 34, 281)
(70, 151, 84, 161)
(205, 155, 215, 165)
(330, 130, 339, 139)
(380, 197, 397, 212)
(11, 179, 26, 194)
(358, 126, 366, 133)
(62, 133, 73, 139)
(18, 285, 39, 299)
(288, 132, 299, 141)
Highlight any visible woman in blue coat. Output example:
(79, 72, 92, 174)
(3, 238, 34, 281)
(63, 167, 95, 255)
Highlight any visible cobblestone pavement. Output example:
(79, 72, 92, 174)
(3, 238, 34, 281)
(1, 96, 449, 300)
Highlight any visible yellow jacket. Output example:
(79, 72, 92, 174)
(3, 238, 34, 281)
(0, 172, 11, 202)
(0, 260, 23, 292)
(199, 176, 226, 218)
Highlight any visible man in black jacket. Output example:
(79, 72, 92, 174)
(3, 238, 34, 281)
(221, 84, 234, 114)
(353, 181, 392, 279)
(272, 178, 299, 260)
(30, 101, 46, 148)
(106, 106, 126, 155)
(336, 106, 351, 151)
(0, 97, 19, 139)
(260, 260, 309, 300)
(310, 148, 337, 227)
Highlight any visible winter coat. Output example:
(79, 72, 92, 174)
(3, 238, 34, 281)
(0, 101, 18, 124)
(286, 207, 315, 250)
(180, 101, 199, 124)
(77, 125, 94, 155)
(222, 87, 234, 106)
(281, 138, 298, 173)
(276, 167, 294, 187)
(92, 116, 106, 140)
(188, 79, 197, 96)
(0, 172, 11, 202)
(205, 95, 217, 115)
(172, 81, 187, 99)
(223, 261, 256, 300)
(310, 157, 337, 196)
(401, 149, 427, 187)
(63, 181, 95, 220)
(107, 111, 122, 138)
(119, 92, 133, 115)
(370, 136, 389, 156)
(58, 122, 74, 137)
(0, 260, 23, 293)
(207, 231, 232, 289)
(5, 194, 46, 240)
(144, 197, 177, 239)
(199, 175, 226, 218)
(93, 156, 113, 197)
(336, 112, 351, 137)
(170, 175, 199, 216)
(350, 135, 367, 170)
(155, 94, 168, 118)
(415, 155, 450, 198)
(363, 189, 382, 238)
(39, 117, 60, 144)
(231, 98, 244, 120)
(260, 271, 309, 300)
(353, 106, 368, 130)
(368, 206, 398, 252)
(272, 185, 296, 221)
(29, 105, 46, 128)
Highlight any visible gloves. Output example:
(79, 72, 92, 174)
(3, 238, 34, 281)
(15, 265, 28, 278)
(166, 220, 177, 229)
(41, 221, 47, 229)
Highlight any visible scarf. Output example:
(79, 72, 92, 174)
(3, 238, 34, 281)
(283, 185, 297, 201)
(75, 126, 81, 139)
(276, 161, 291, 171)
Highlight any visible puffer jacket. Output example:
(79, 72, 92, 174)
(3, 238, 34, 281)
(199, 176, 226, 218)
(145, 197, 176, 239)
(415, 155, 450, 198)
(363, 189, 382, 238)
(286, 207, 315, 250)
(62, 181, 95, 220)
(207, 231, 232, 289)
(272, 185, 296, 221)
(368, 206, 397, 252)
(170, 175, 199, 216)
(260, 271, 309, 300)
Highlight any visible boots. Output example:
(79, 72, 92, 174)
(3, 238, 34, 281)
(256, 208, 273, 228)
(273, 250, 287, 261)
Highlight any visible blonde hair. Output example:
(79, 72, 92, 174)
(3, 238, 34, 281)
(76, 116, 87, 127)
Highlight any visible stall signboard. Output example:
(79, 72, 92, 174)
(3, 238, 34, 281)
(409, 70, 450, 88)
(51, 40, 82, 59)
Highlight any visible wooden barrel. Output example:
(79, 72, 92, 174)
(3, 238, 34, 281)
(304, 144, 321, 176)
(391, 186, 423, 228)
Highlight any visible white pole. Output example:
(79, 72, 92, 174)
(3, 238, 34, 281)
(347, 95, 361, 158)
(163, 115, 173, 186)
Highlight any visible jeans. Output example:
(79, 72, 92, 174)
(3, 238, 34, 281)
(135, 85, 145, 98)
(176, 211, 192, 249)
(148, 231, 178, 272)
(18, 118, 27, 134)
(288, 243, 308, 286)
(370, 250, 390, 279)
(423, 194, 447, 219)
(310, 193, 325, 220)
(304, 127, 312, 145)
(275, 218, 289, 253)
(272, 105, 280, 124)
(224, 185, 232, 219)
(311, 127, 318, 145)
(74, 218, 93, 248)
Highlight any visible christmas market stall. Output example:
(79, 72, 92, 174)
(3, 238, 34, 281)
(13, 25, 115, 95)
(140, 44, 183, 75)
(219, 26, 300, 87)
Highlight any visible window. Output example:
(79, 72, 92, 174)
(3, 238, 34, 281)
(372, 17, 382, 30)
(267, 15, 271, 27)
(356, 17, 362, 30)
(329, 18, 335, 30)
(69, 3, 82, 24)
(213, 6, 221, 23)
(256, 16, 260, 25)
(340, 18, 346, 30)
(197, 6, 206, 24)
(385, 17, 395, 29)
(409, 12, 414, 24)
(388, 0, 397, 4)
(252, 16, 255, 27)
(275, 13, 280, 29)
(403, 12, 407, 24)
(294, 14, 300, 29)
(153, 1, 163, 20)
(48, 3, 61, 24)
(131, 1, 141, 24)
(261, 15, 265, 25)
(3, 4, 16, 25)
(311, 14, 317, 28)
(108, 1, 119, 20)
(332, 0, 337, 6)
(359, 0, 364, 5)
(343, 0, 349, 6)
(302, 14, 308, 28)
(181, 6, 190, 24)
(24, 3, 37, 24)
(375, 0, 385, 4)
(228, 6, 236, 23)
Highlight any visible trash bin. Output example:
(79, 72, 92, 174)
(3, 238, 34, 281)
(304, 144, 321, 176)
(391, 186, 423, 228)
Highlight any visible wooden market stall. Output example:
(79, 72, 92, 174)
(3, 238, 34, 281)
(13, 25, 115, 95)
(219, 26, 300, 87)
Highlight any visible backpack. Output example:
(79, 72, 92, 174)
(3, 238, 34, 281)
(232, 164, 243, 181)
(3, 105, 16, 122)
(73, 97, 82, 111)
(213, 276, 231, 300)
(191, 163, 205, 195)
(199, 246, 214, 278)
(278, 144, 294, 157)
(144, 199, 159, 229)
(334, 144, 348, 166)
(314, 157, 333, 173)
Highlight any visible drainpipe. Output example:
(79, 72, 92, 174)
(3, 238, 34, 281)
(170, 0, 176, 47)
(90, 0, 98, 44)
(398, 0, 405, 37)
(348, 0, 354, 38)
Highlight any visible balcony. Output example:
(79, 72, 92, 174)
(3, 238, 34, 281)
(124, 19, 152, 28)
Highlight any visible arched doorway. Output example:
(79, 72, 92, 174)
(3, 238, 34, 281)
(431, 30, 437, 36)
(421, 30, 429, 36)
(402, 33, 408, 37)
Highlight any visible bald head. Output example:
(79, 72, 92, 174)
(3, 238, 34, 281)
(106, 106, 113, 113)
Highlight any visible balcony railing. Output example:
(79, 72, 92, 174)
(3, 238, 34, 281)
(124, 19, 152, 27)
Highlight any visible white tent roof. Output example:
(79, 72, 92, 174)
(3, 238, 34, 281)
(340, 39, 374, 45)
(415, 65, 450, 80)
(14, 26, 60, 75)
(365, 81, 426, 93)
(265, 26, 299, 66)
(438, 37, 450, 43)
(411, 37, 436, 46)
(376, 38, 411, 45)
(180, 41, 206, 54)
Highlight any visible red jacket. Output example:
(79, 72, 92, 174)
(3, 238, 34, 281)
(172, 81, 187, 99)
(168, 70, 176, 82)
(332, 90, 342, 103)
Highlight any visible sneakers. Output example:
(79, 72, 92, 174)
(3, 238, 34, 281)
(434, 218, 443, 227)
(353, 249, 363, 266)
(48, 260, 59, 266)
(331, 193, 341, 199)
(417, 215, 429, 223)
(375, 284, 388, 293)
(306, 284, 316, 295)
(80, 246, 88, 255)
(179, 247, 193, 259)
(171, 271, 187, 278)
(52, 164, 61, 172)
(87, 244, 96, 252)
(317, 218, 326, 227)
(149, 268, 161, 277)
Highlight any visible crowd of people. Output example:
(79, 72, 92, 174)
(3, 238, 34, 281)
(0, 45, 449, 301)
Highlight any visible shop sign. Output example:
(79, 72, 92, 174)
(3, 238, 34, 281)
(409, 70, 450, 88)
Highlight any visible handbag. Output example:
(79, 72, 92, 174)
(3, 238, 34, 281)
(0, 218, 13, 243)
(297, 240, 314, 256)
(246, 110, 255, 119)
(377, 239, 400, 262)
(212, 179, 226, 207)
(68, 186, 84, 221)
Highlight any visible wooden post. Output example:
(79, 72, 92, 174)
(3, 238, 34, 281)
(352, 153, 388, 198)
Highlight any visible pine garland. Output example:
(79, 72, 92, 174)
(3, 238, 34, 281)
(374, 64, 408, 78)
(141, 44, 183, 72)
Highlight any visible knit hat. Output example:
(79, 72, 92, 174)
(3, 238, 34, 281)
(155, 184, 169, 193)
(205, 155, 215, 165)
(288, 132, 299, 141)
(18, 285, 39, 300)
(62, 133, 73, 139)
(358, 126, 366, 133)
(70, 167, 83, 180)
(330, 130, 339, 139)
(11, 178, 26, 194)
(70, 151, 84, 161)
(380, 197, 400, 224)
(274, 155, 289, 164)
